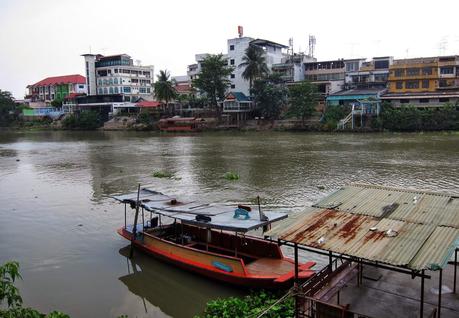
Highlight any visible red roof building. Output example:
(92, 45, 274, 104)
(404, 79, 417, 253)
(136, 100, 161, 108)
(27, 74, 87, 104)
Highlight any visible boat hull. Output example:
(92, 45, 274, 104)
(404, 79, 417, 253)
(117, 227, 314, 289)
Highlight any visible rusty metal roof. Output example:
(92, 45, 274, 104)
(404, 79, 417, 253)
(266, 184, 459, 271)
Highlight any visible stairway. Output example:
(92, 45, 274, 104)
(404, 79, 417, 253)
(337, 112, 353, 130)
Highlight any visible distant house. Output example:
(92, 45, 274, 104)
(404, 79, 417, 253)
(26, 74, 87, 107)
(222, 92, 252, 126)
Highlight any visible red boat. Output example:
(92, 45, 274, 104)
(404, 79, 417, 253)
(113, 188, 315, 288)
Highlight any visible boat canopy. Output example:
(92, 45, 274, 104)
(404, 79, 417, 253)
(112, 188, 288, 233)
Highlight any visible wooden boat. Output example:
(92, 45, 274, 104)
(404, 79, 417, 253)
(113, 188, 315, 288)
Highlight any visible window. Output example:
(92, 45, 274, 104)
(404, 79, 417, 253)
(422, 80, 429, 89)
(103, 87, 108, 94)
(419, 99, 429, 103)
(78, 85, 84, 89)
(374, 60, 389, 69)
(231, 74, 235, 79)
(139, 87, 147, 93)
(345, 62, 359, 72)
(98, 88, 103, 94)
(439, 98, 450, 102)
(114, 87, 119, 94)
(131, 78, 139, 83)
(405, 80, 419, 89)
(394, 69, 404, 77)
(97, 79, 102, 86)
(231, 84, 235, 89)
(230, 59, 235, 65)
(97, 70, 108, 76)
(123, 87, 131, 93)
(422, 67, 432, 75)
(114, 69, 118, 73)
(146, 88, 151, 93)
(396, 81, 403, 89)
(406, 68, 420, 76)
(440, 67, 454, 75)
(400, 99, 409, 104)
(230, 45, 234, 50)
(109, 78, 113, 85)
(109, 87, 114, 94)
(114, 78, 118, 85)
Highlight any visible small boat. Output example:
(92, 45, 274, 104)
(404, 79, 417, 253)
(113, 188, 315, 288)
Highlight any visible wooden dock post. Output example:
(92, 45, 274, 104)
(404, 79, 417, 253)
(129, 184, 141, 259)
(420, 269, 424, 318)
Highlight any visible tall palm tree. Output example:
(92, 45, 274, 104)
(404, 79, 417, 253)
(154, 70, 177, 112)
(239, 45, 269, 96)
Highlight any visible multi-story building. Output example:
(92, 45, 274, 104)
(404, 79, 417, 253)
(82, 53, 154, 102)
(26, 74, 87, 107)
(344, 56, 392, 89)
(381, 55, 459, 107)
(272, 53, 316, 83)
(227, 37, 287, 95)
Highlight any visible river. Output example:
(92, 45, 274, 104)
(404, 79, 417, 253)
(0, 131, 458, 317)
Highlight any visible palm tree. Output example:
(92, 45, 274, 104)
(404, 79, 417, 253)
(154, 70, 177, 112)
(239, 45, 269, 96)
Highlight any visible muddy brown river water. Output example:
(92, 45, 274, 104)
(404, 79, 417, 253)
(0, 130, 458, 317)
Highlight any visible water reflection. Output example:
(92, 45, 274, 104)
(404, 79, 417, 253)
(118, 246, 242, 318)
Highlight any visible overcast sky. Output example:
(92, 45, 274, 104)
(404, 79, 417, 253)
(1, 0, 459, 98)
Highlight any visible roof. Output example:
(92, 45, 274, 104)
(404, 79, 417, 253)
(136, 100, 161, 108)
(381, 91, 459, 99)
(328, 88, 386, 97)
(250, 38, 288, 49)
(175, 84, 192, 93)
(225, 92, 250, 102)
(113, 188, 287, 232)
(266, 184, 459, 271)
(31, 74, 86, 87)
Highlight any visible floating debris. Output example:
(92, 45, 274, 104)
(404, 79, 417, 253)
(152, 171, 173, 178)
(224, 171, 239, 180)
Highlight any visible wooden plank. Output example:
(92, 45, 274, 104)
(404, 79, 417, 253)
(245, 258, 294, 276)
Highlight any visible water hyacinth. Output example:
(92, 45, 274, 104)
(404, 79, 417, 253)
(152, 171, 173, 178)
(224, 171, 240, 180)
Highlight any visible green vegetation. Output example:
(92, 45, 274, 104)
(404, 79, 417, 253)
(252, 74, 288, 120)
(0, 261, 69, 318)
(239, 45, 269, 94)
(50, 98, 63, 108)
(287, 81, 319, 127)
(375, 103, 459, 131)
(152, 171, 173, 178)
(196, 291, 294, 318)
(223, 171, 240, 180)
(0, 90, 18, 126)
(321, 105, 351, 130)
(61, 111, 101, 130)
(154, 70, 177, 110)
(192, 54, 234, 119)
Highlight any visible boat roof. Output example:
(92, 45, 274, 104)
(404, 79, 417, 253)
(112, 188, 288, 232)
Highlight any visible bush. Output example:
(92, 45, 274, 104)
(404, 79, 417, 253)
(62, 111, 101, 130)
(196, 291, 294, 318)
(321, 105, 351, 130)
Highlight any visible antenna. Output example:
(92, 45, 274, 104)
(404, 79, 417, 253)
(308, 35, 316, 58)
(288, 38, 294, 61)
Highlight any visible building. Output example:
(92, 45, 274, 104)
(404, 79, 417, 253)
(26, 74, 87, 107)
(172, 75, 193, 96)
(82, 53, 154, 102)
(381, 55, 459, 107)
(272, 53, 316, 83)
(221, 91, 252, 126)
(227, 37, 287, 95)
(344, 56, 392, 90)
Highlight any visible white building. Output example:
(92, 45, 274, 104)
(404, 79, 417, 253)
(187, 33, 287, 97)
(82, 53, 154, 102)
(227, 37, 287, 96)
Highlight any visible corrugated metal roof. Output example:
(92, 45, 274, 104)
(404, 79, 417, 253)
(267, 184, 459, 271)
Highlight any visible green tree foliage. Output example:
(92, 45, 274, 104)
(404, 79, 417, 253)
(252, 74, 288, 120)
(239, 45, 269, 94)
(61, 111, 100, 130)
(154, 70, 177, 110)
(192, 54, 234, 119)
(378, 103, 459, 131)
(0, 261, 69, 318)
(321, 105, 351, 130)
(50, 98, 63, 108)
(287, 81, 319, 126)
(0, 90, 17, 126)
(196, 291, 294, 318)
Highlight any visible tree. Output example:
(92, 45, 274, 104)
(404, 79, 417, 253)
(51, 97, 63, 108)
(287, 81, 319, 127)
(192, 54, 234, 119)
(0, 90, 16, 126)
(252, 74, 288, 120)
(239, 45, 269, 95)
(154, 70, 177, 112)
